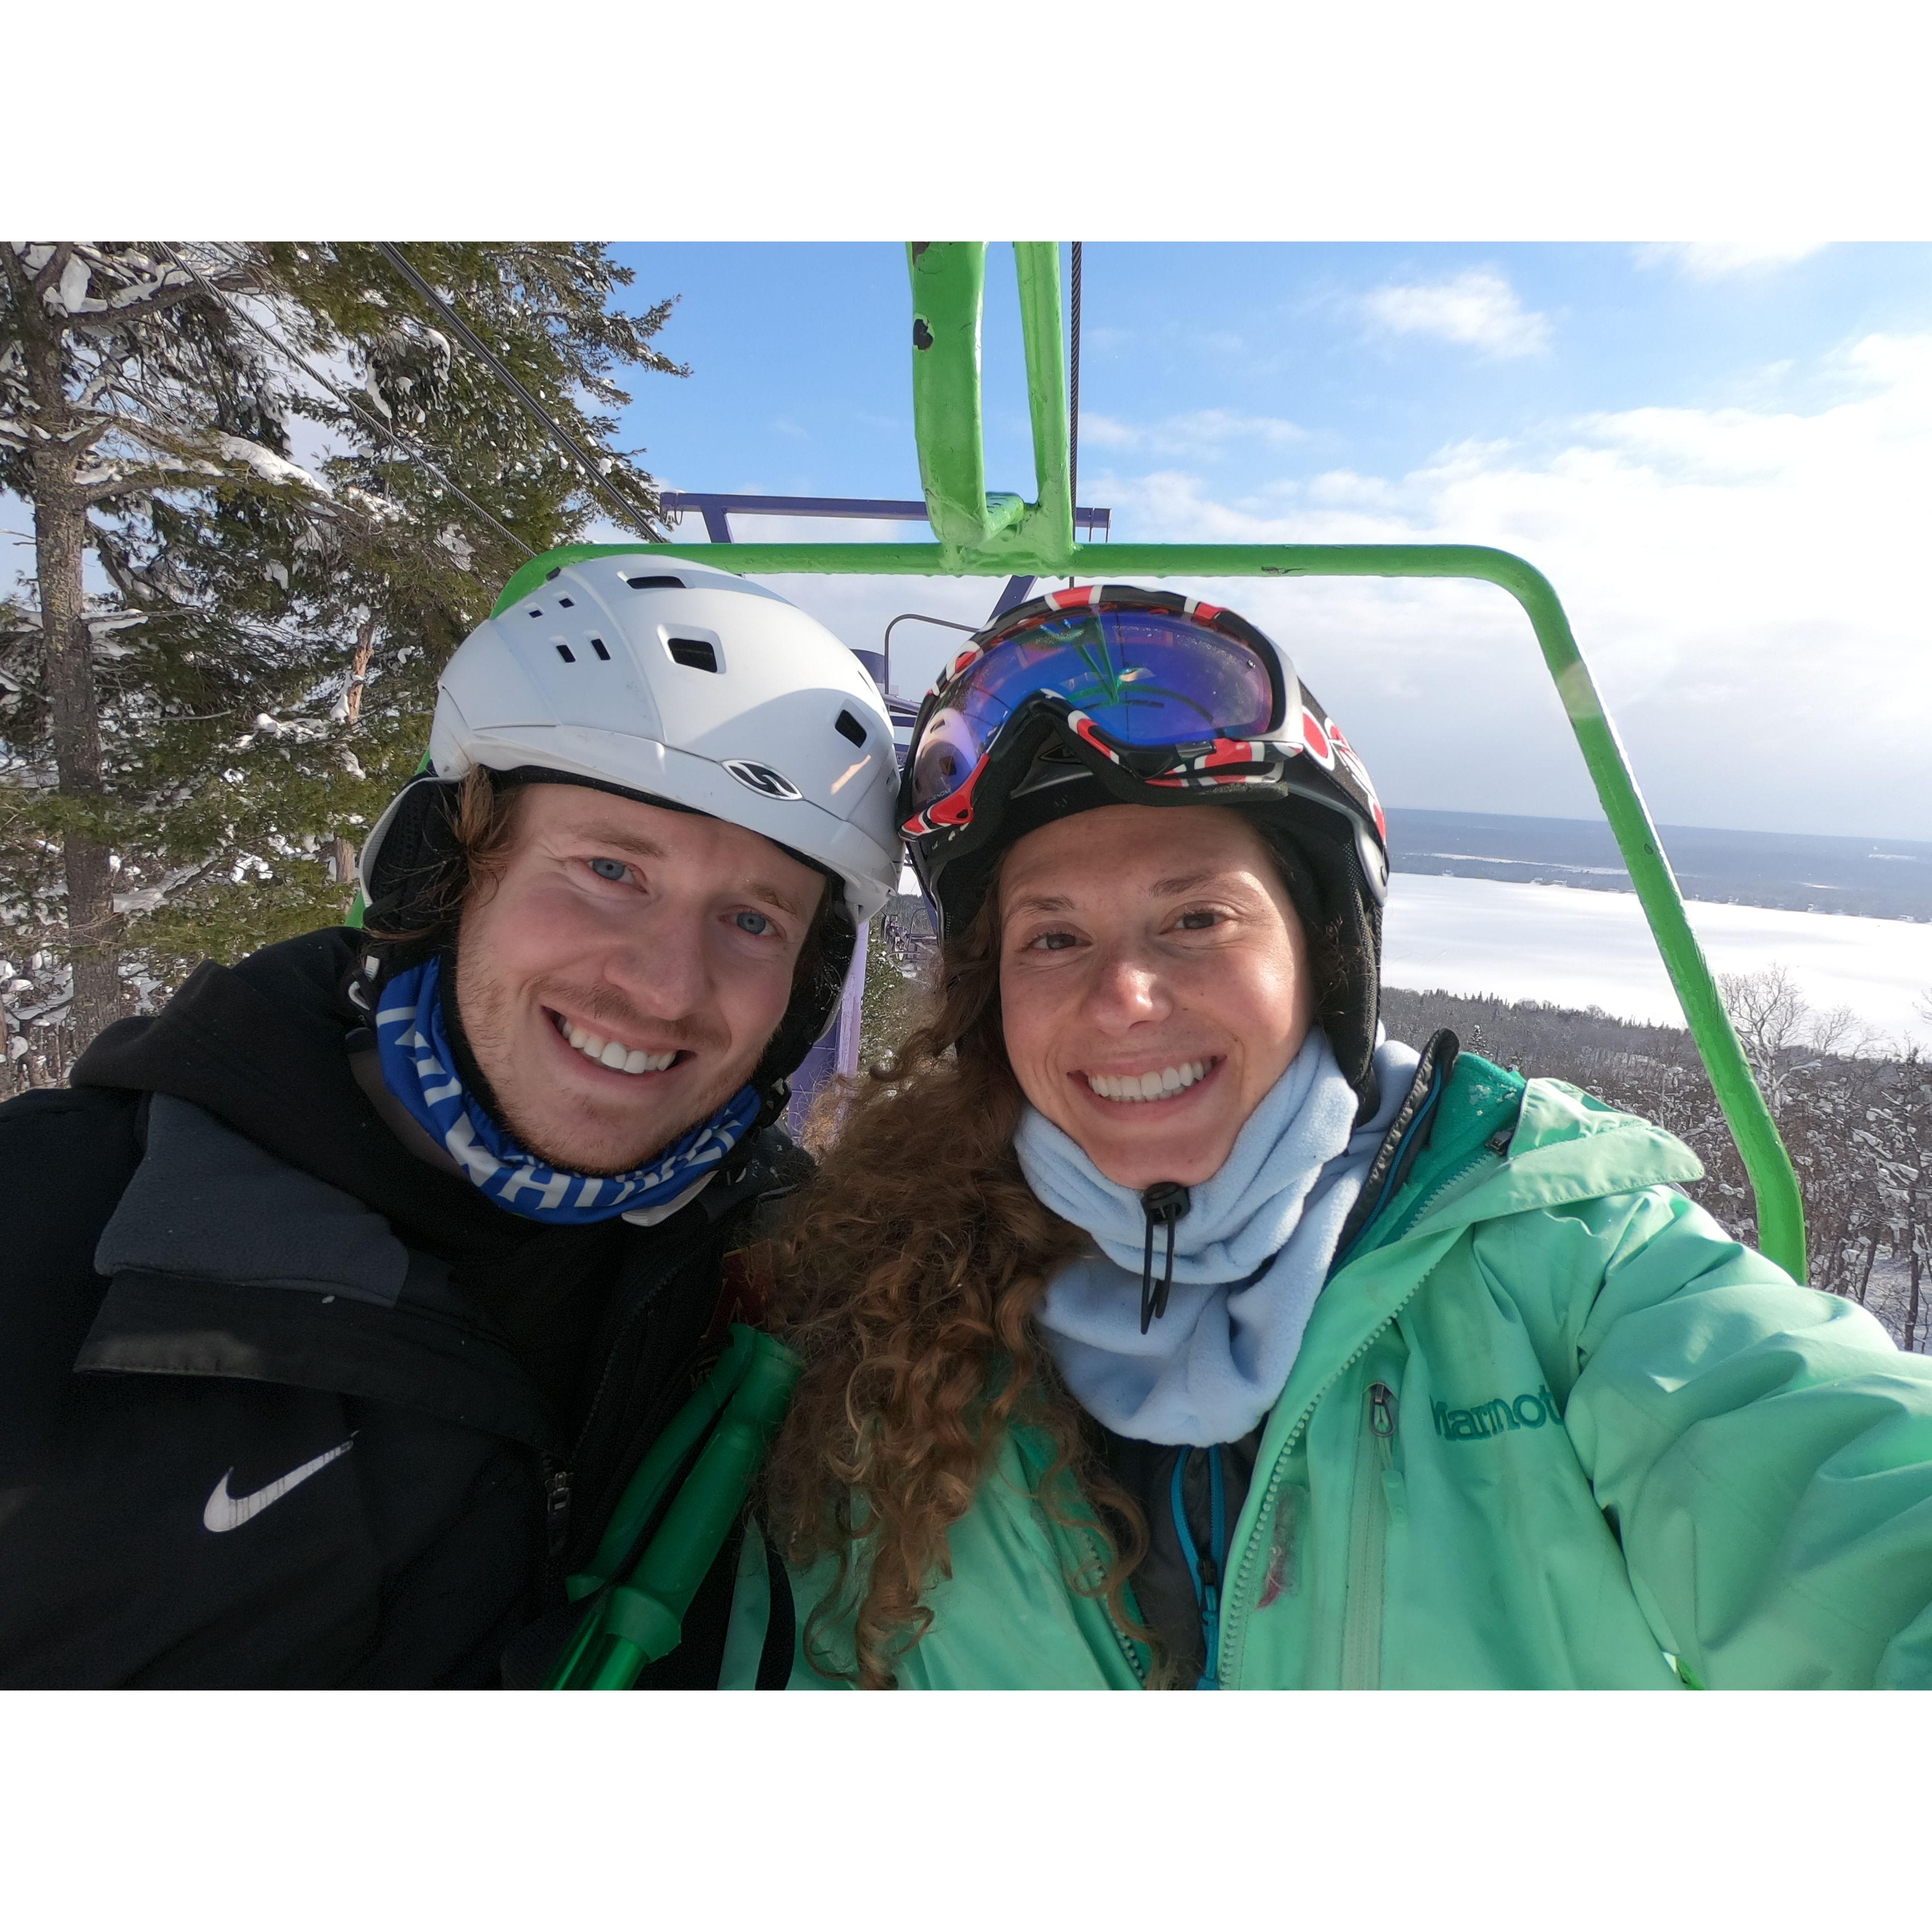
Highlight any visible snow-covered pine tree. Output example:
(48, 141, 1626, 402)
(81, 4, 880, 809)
(1, 242, 685, 1086)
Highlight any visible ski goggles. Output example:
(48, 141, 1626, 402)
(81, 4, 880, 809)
(906, 596, 1289, 819)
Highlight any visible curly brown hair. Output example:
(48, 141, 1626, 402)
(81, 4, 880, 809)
(762, 865, 1154, 1688)
(764, 838, 1357, 1688)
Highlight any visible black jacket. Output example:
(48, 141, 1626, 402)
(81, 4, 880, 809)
(0, 929, 799, 1688)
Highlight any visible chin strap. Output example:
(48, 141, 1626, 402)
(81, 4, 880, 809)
(750, 1077, 791, 1138)
(1138, 1180, 1192, 1334)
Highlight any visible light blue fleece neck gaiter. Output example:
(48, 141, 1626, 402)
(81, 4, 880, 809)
(1015, 1031, 1420, 1446)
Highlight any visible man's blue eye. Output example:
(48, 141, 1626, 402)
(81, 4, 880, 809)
(588, 857, 628, 882)
(735, 909, 774, 936)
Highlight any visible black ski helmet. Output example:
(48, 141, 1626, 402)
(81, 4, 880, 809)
(898, 584, 1391, 1110)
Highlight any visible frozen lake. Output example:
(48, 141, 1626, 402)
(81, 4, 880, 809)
(1383, 874, 1932, 1048)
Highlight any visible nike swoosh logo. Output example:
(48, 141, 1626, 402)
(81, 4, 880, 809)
(203, 1439, 355, 1534)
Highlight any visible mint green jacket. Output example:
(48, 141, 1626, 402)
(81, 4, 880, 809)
(727, 1054, 1932, 1690)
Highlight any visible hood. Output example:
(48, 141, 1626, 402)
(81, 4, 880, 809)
(1400, 1069, 1706, 1253)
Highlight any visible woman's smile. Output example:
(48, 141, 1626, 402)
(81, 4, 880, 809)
(1075, 1055, 1223, 1106)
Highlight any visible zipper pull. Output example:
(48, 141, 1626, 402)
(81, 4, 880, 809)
(545, 1466, 574, 1560)
(1368, 1383, 1398, 1437)
(1197, 1566, 1222, 1692)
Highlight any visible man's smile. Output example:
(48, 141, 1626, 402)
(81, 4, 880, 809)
(545, 1007, 690, 1079)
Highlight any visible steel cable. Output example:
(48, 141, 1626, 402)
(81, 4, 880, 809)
(1069, 241, 1083, 564)
(373, 242, 659, 540)
(158, 242, 535, 561)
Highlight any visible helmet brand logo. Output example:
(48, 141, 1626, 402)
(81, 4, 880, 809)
(723, 759, 802, 801)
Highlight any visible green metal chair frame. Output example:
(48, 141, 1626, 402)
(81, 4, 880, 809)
(489, 242, 1807, 1279)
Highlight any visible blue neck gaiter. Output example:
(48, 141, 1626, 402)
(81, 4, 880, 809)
(372, 955, 760, 1226)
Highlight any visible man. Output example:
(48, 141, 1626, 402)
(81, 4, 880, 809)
(0, 557, 899, 1687)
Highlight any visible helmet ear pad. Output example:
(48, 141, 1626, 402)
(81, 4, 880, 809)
(750, 890, 857, 1102)
(358, 774, 470, 965)
(1251, 802, 1384, 1119)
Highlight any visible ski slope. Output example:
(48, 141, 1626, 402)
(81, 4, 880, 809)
(1383, 874, 1932, 1048)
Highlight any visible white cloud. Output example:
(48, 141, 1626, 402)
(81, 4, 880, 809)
(1361, 269, 1551, 359)
(656, 508, 929, 545)
(1174, 409, 1304, 447)
(1307, 469, 1394, 507)
(1078, 413, 1141, 450)
(1633, 242, 1828, 281)
(1077, 332, 1932, 841)
(1078, 409, 1304, 457)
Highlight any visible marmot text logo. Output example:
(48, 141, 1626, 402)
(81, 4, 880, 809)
(1433, 1388, 1561, 1440)
(723, 759, 802, 801)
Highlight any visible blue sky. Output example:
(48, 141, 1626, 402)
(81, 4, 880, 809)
(599, 242, 1932, 843)
(612, 242, 1932, 503)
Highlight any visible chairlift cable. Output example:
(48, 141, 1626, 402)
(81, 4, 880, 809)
(1069, 241, 1083, 581)
(373, 242, 660, 542)
(158, 243, 535, 562)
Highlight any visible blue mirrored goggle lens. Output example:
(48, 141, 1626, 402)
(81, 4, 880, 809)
(910, 609, 1275, 809)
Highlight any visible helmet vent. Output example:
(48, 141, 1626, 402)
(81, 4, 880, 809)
(668, 637, 719, 673)
(834, 709, 867, 746)
(555, 644, 576, 664)
(589, 636, 611, 661)
(557, 597, 574, 608)
(626, 574, 686, 590)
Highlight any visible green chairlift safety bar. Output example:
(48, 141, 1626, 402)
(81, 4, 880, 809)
(489, 241, 1807, 1281)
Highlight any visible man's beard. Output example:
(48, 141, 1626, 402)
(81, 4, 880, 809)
(454, 960, 756, 1178)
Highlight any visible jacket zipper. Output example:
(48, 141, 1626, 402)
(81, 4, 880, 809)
(1331, 1143, 1501, 1676)
(1171, 1446, 1228, 1690)
(1335, 1065, 1447, 1267)
(541, 1460, 573, 1591)
(1202, 1102, 1502, 1683)
(1340, 1383, 1396, 1690)
(1376, 1143, 1504, 1252)
(1218, 1266, 1441, 1687)
(1080, 1518, 1151, 1685)
(554, 1215, 726, 1576)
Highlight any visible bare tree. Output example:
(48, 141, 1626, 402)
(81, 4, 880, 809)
(1810, 1001, 1881, 1061)
(1380, 977, 1924, 1340)
(1717, 964, 1816, 1116)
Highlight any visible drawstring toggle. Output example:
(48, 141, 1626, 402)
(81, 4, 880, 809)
(1138, 1180, 1192, 1334)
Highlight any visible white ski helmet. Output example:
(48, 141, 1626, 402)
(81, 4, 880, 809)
(357, 555, 899, 1090)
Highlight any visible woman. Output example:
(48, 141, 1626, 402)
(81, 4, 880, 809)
(741, 584, 1932, 1690)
